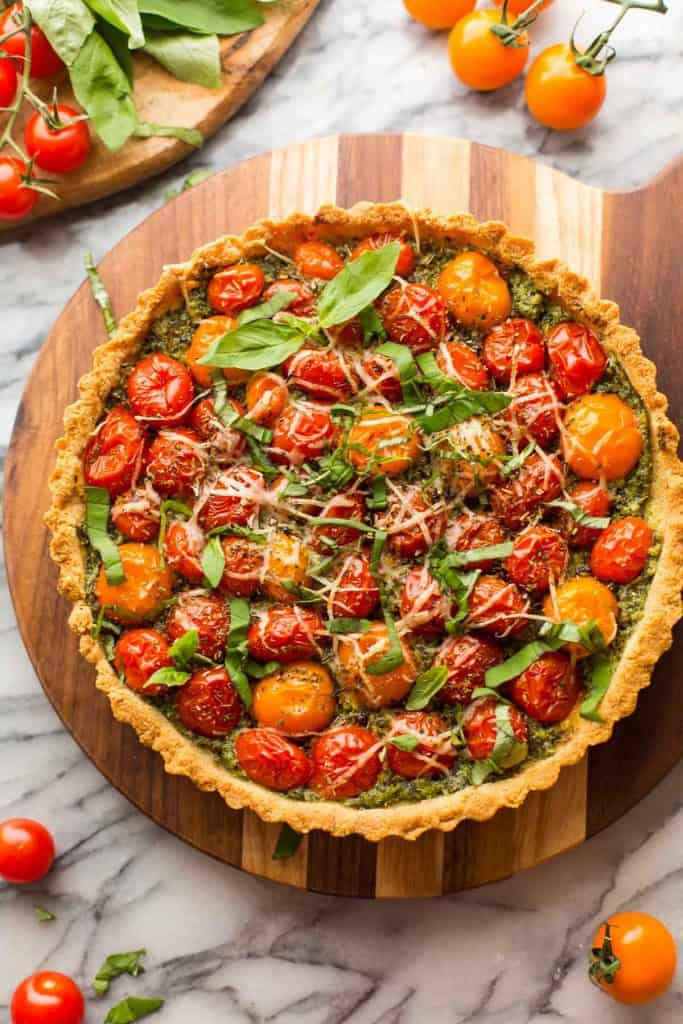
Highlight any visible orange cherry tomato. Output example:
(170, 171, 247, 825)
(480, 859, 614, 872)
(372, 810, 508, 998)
(246, 371, 289, 426)
(347, 407, 422, 477)
(438, 252, 511, 329)
(436, 340, 490, 390)
(294, 240, 343, 280)
(543, 577, 618, 652)
(493, 0, 554, 11)
(526, 44, 607, 131)
(95, 543, 173, 624)
(252, 662, 336, 735)
(448, 9, 530, 92)
(337, 623, 417, 708)
(590, 912, 677, 1005)
(261, 530, 311, 602)
(563, 393, 643, 481)
(438, 418, 506, 497)
(403, 0, 475, 30)
(186, 316, 248, 387)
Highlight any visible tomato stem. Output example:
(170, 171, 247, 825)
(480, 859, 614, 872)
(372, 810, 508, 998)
(493, 0, 547, 47)
(572, 0, 668, 75)
(589, 921, 623, 989)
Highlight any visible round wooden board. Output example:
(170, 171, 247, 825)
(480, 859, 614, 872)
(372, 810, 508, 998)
(5, 134, 682, 898)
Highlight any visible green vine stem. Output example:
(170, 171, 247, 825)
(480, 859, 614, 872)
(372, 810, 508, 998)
(0, 4, 33, 160)
(588, 922, 622, 989)
(492, 0, 548, 47)
(573, 0, 668, 75)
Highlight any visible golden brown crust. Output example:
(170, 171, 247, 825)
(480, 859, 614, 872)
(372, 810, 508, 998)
(46, 204, 683, 842)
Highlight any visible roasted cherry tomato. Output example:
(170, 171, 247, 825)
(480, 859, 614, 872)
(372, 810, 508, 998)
(505, 525, 569, 593)
(337, 623, 417, 708)
(96, 543, 173, 624)
(248, 604, 326, 663)
(127, 353, 194, 427)
(526, 44, 606, 131)
(464, 698, 527, 760)
(386, 711, 456, 779)
(252, 662, 335, 734)
(309, 726, 382, 799)
(284, 345, 357, 401)
(490, 452, 564, 529)
(219, 534, 264, 597)
(557, 481, 611, 548)
(435, 633, 503, 705)
(146, 428, 205, 498)
(467, 574, 528, 637)
(590, 912, 677, 1005)
(294, 240, 343, 280)
(83, 406, 146, 496)
(448, 8, 530, 92)
(163, 519, 204, 583)
(271, 402, 337, 466)
(0, 156, 36, 221)
(111, 487, 160, 542)
(167, 593, 229, 662)
(438, 418, 506, 497)
(446, 512, 508, 570)
(399, 565, 450, 635)
(198, 465, 266, 531)
(235, 728, 312, 790)
(331, 552, 380, 618)
(114, 628, 173, 696)
(543, 577, 618, 651)
(1, 4, 63, 78)
(436, 340, 490, 390)
(482, 318, 544, 383)
(177, 666, 242, 738)
(186, 316, 248, 388)
(261, 530, 311, 603)
(377, 484, 447, 558)
(378, 283, 447, 353)
(590, 517, 652, 584)
(11, 972, 84, 1024)
(508, 651, 581, 723)
(208, 263, 264, 314)
(563, 393, 643, 481)
(546, 322, 607, 399)
(507, 372, 562, 448)
(0, 818, 55, 883)
(351, 231, 415, 276)
(263, 278, 316, 317)
(189, 397, 246, 463)
(359, 351, 403, 401)
(245, 371, 289, 427)
(312, 491, 367, 551)
(327, 317, 364, 349)
(403, 0, 475, 30)
(0, 57, 18, 107)
(347, 407, 421, 477)
(438, 252, 511, 329)
(24, 105, 90, 174)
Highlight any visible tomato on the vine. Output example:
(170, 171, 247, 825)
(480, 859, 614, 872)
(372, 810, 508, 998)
(403, 0, 475, 31)
(0, 818, 55, 883)
(25, 105, 90, 174)
(0, 157, 36, 221)
(448, 8, 530, 92)
(590, 912, 677, 1005)
(11, 972, 84, 1024)
(1, 4, 63, 79)
(526, 44, 607, 131)
(0, 56, 17, 106)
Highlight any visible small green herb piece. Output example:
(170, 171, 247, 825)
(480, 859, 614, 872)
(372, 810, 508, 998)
(547, 499, 611, 530)
(317, 243, 400, 328)
(388, 733, 420, 752)
(34, 906, 56, 922)
(246, 658, 278, 679)
(273, 823, 303, 860)
(447, 541, 513, 567)
(327, 617, 373, 635)
(501, 442, 535, 478)
(415, 388, 512, 434)
(365, 610, 404, 676)
(169, 630, 199, 670)
(406, 666, 448, 710)
(202, 534, 226, 589)
(214, 392, 273, 443)
(482, 620, 606, 691)
(84, 253, 116, 337)
(581, 656, 613, 722)
(164, 168, 212, 201)
(430, 548, 480, 633)
(246, 436, 279, 481)
(197, 319, 305, 372)
(370, 529, 387, 576)
(376, 340, 423, 405)
(145, 667, 191, 689)
(225, 597, 252, 707)
(359, 304, 387, 341)
(207, 524, 266, 544)
(134, 121, 203, 147)
(104, 996, 163, 1024)
(94, 949, 146, 996)
(85, 486, 125, 584)
(309, 516, 376, 535)
(367, 475, 388, 511)
(471, 703, 528, 785)
(237, 290, 296, 326)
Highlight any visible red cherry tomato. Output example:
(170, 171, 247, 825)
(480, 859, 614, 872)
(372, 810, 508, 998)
(351, 232, 415, 277)
(218, 535, 264, 597)
(464, 698, 527, 760)
(507, 372, 562, 448)
(11, 972, 84, 1024)
(1, 4, 63, 78)
(446, 512, 508, 570)
(0, 156, 37, 221)
(284, 345, 358, 401)
(482, 318, 545, 383)
(146, 428, 205, 498)
(248, 604, 326, 663)
(197, 465, 266, 531)
(114, 628, 173, 696)
(127, 353, 194, 427)
(330, 552, 380, 618)
(359, 351, 403, 402)
(177, 667, 242, 738)
(467, 574, 528, 637)
(557, 481, 611, 548)
(24, 105, 90, 174)
(0, 57, 17, 106)
(83, 406, 147, 496)
(546, 322, 607, 399)
(263, 278, 316, 317)
(436, 340, 490, 390)
(0, 818, 55, 883)
(111, 487, 160, 542)
(189, 397, 246, 463)
(386, 711, 456, 779)
(271, 402, 337, 465)
(590, 516, 653, 584)
(378, 283, 448, 353)
(435, 633, 503, 704)
(508, 651, 581, 724)
(377, 485, 448, 558)
(312, 491, 367, 551)
(163, 520, 204, 583)
(167, 594, 229, 662)
(235, 728, 312, 790)
(505, 525, 569, 593)
(400, 565, 451, 636)
(491, 452, 564, 529)
(327, 317, 364, 349)
(294, 240, 343, 280)
(309, 726, 381, 798)
(208, 263, 264, 314)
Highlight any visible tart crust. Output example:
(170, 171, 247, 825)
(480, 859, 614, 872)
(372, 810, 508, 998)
(46, 204, 683, 842)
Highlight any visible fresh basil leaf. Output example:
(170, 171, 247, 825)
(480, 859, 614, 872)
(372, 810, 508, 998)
(169, 629, 199, 670)
(430, 549, 479, 633)
(138, 0, 263, 35)
(365, 610, 403, 676)
(69, 30, 138, 150)
(143, 29, 221, 89)
(84, 253, 116, 336)
(538, 619, 607, 654)
(246, 436, 279, 481)
(26, 0, 95, 65)
(34, 906, 56, 922)
(164, 167, 212, 201)
(447, 542, 513, 567)
(145, 667, 191, 689)
(327, 617, 373, 635)
(95, 18, 133, 81)
(105, 996, 163, 1024)
(416, 388, 512, 434)
(318, 243, 400, 328)
(388, 733, 420, 752)
(310, 516, 376, 535)
(484, 640, 555, 689)
(273, 823, 302, 860)
(214, 390, 273, 443)
(237, 290, 295, 326)
(406, 666, 448, 710)
(581, 655, 613, 722)
(367, 475, 387, 511)
(85, 0, 144, 48)
(207, 523, 266, 544)
(376, 340, 423, 405)
(491, 702, 528, 769)
(415, 351, 461, 393)
(246, 658, 278, 679)
(202, 534, 225, 589)
(501, 441, 535, 478)
(359, 304, 386, 342)
(226, 597, 252, 707)
(94, 950, 146, 996)
(197, 319, 304, 371)
(547, 499, 611, 530)
(370, 529, 387, 576)
(85, 486, 125, 584)
(134, 121, 203, 146)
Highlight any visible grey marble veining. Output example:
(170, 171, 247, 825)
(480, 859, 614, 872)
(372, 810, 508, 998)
(1, 0, 681, 1020)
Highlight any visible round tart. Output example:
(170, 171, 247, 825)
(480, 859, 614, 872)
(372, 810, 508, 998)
(46, 204, 683, 841)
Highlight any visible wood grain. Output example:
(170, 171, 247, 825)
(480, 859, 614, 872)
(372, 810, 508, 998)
(4, 135, 681, 897)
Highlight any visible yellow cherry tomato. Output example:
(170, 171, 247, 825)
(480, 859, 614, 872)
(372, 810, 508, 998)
(252, 662, 335, 735)
(186, 316, 250, 388)
(563, 393, 643, 481)
(95, 543, 174, 624)
(543, 577, 618, 652)
(590, 912, 677, 1005)
(438, 417, 506, 497)
(526, 44, 607, 131)
(448, 10, 529, 92)
(438, 252, 511, 329)
(403, 0, 475, 30)
(337, 624, 417, 708)
(347, 407, 422, 477)
(261, 531, 311, 603)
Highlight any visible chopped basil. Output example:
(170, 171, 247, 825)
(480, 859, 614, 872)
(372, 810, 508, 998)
(538, 620, 607, 653)
(201, 534, 225, 589)
(197, 319, 305, 372)
(471, 703, 528, 785)
(225, 597, 252, 707)
(84, 253, 116, 336)
(245, 436, 279, 481)
(207, 523, 266, 544)
(359, 304, 387, 341)
(376, 340, 423, 405)
(388, 734, 420, 752)
(85, 486, 125, 584)
(447, 541, 513, 566)
(317, 242, 400, 328)
(246, 658, 278, 679)
(547, 499, 611, 530)
(406, 666, 448, 710)
(367, 475, 388, 511)
(415, 387, 511, 434)
(430, 548, 480, 633)
(104, 996, 163, 1024)
(134, 121, 203, 147)
(145, 667, 191, 689)
(370, 530, 387, 576)
(327, 617, 373, 635)
(309, 516, 376, 535)
(273, 823, 303, 860)
(157, 498, 192, 557)
(237, 290, 295, 326)
(483, 620, 606, 690)
(169, 630, 199, 670)
(365, 610, 403, 676)
(34, 906, 56, 922)
(501, 442, 535, 478)
(94, 949, 146, 996)
(415, 351, 460, 393)
(581, 656, 613, 722)
(214, 385, 273, 443)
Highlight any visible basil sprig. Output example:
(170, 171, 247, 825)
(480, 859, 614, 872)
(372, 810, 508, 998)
(198, 318, 305, 372)
(405, 666, 449, 711)
(317, 242, 400, 327)
(94, 949, 146, 997)
(105, 996, 164, 1024)
(273, 823, 303, 861)
(225, 597, 252, 707)
(85, 486, 126, 584)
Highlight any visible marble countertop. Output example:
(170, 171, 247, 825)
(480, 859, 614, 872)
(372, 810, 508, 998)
(1, 0, 681, 1020)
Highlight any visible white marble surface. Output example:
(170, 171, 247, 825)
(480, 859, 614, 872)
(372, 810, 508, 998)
(1, 0, 682, 1020)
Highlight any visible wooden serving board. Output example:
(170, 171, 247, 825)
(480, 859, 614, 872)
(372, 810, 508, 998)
(0, 0, 319, 230)
(4, 134, 682, 898)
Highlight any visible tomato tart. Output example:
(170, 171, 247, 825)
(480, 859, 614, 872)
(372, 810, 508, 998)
(47, 205, 683, 841)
